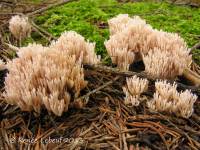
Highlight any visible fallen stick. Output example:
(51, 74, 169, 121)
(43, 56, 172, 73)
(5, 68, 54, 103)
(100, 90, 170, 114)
(31, 24, 50, 41)
(27, 0, 78, 16)
(72, 76, 121, 108)
(30, 20, 56, 41)
(84, 64, 200, 95)
(84, 64, 147, 78)
(190, 40, 200, 51)
(4, 42, 20, 51)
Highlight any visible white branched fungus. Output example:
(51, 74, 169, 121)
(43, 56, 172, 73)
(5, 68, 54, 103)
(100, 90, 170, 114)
(155, 80, 177, 100)
(148, 92, 174, 113)
(104, 31, 134, 70)
(123, 75, 149, 106)
(106, 14, 192, 80)
(51, 31, 100, 65)
(123, 89, 140, 106)
(9, 15, 31, 39)
(3, 44, 87, 116)
(108, 14, 146, 35)
(175, 90, 197, 118)
(0, 59, 6, 70)
(142, 30, 191, 79)
(147, 80, 197, 118)
(141, 29, 189, 55)
(122, 22, 153, 54)
(126, 75, 149, 95)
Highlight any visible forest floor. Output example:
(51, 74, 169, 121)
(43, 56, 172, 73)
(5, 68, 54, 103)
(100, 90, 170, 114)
(0, 0, 200, 150)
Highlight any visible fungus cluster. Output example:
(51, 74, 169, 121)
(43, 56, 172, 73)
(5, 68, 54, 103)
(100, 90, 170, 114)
(123, 75, 149, 106)
(3, 44, 87, 116)
(147, 80, 197, 118)
(3, 14, 198, 119)
(3, 29, 101, 116)
(9, 15, 31, 40)
(3, 30, 100, 116)
(105, 14, 191, 79)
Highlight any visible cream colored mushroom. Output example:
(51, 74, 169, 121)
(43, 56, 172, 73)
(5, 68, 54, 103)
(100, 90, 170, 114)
(147, 80, 197, 118)
(9, 15, 31, 40)
(3, 44, 87, 116)
(123, 75, 149, 106)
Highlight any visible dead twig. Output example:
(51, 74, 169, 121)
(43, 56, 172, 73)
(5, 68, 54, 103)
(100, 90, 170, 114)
(72, 76, 121, 108)
(84, 64, 200, 95)
(30, 20, 56, 41)
(191, 41, 200, 51)
(27, 0, 78, 16)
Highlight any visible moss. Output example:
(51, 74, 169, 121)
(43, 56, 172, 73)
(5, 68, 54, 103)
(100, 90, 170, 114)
(34, 0, 200, 64)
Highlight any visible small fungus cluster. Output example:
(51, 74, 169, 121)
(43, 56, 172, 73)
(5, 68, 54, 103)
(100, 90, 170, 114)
(9, 15, 31, 40)
(123, 75, 149, 106)
(147, 80, 197, 118)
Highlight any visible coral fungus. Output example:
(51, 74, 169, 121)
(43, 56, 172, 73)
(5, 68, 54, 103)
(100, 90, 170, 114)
(147, 80, 197, 118)
(3, 44, 87, 116)
(123, 75, 149, 106)
(9, 15, 31, 39)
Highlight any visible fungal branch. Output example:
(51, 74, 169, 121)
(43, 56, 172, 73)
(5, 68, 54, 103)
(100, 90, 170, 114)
(50, 31, 101, 65)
